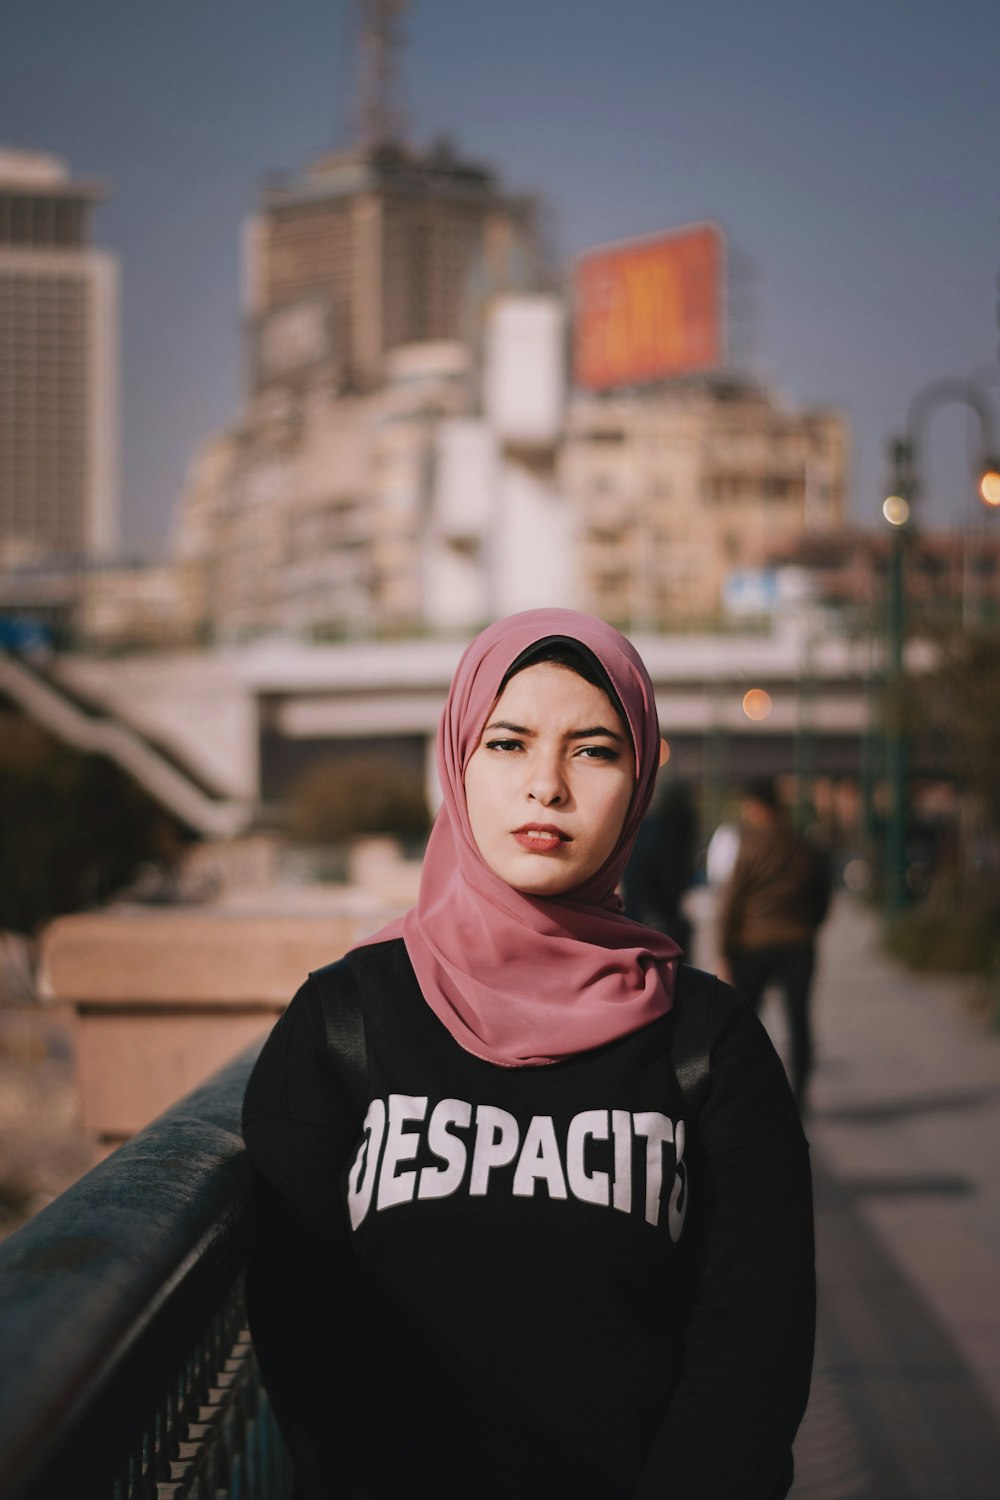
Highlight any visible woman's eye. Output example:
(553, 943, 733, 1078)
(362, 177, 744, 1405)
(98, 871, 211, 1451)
(485, 738, 525, 753)
(577, 745, 618, 761)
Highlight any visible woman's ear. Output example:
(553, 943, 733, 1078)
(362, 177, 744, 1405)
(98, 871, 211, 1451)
(658, 738, 670, 768)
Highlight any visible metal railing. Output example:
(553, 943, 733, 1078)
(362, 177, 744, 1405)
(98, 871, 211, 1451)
(0, 1045, 292, 1500)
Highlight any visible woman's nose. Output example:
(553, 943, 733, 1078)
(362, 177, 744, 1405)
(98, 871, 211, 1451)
(526, 754, 568, 805)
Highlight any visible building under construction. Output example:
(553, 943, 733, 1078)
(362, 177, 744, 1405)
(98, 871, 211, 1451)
(243, 0, 543, 400)
(245, 139, 543, 400)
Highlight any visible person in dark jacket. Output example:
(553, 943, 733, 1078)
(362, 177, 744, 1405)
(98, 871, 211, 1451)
(622, 779, 698, 954)
(718, 778, 831, 1113)
(244, 612, 815, 1499)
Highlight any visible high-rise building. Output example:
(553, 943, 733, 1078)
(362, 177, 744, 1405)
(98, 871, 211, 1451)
(243, 140, 542, 399)
(165, 128, 551, 646)
(0, 148, 119, 567)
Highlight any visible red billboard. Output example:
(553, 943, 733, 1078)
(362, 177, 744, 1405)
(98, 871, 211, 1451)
(573, 223, 724, 391)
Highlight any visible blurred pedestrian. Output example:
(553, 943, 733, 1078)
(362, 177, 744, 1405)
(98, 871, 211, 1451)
(706, 818, 741, 887)
(719, 778, 831, 1114)
(623, 779, 698, 952)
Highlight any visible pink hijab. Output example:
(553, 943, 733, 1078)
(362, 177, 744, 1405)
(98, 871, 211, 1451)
(362, 609, 680, 1066)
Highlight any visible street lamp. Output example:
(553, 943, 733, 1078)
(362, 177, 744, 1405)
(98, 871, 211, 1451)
(881, 380, 999, 915)
(882, 439, 913, 915)
(969, 458, 1000, 623)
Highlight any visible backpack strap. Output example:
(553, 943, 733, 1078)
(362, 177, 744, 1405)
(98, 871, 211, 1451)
(309, 949, 714, 1125)
(309, 954, 369, 1119)
(671, 963, 717, 1120)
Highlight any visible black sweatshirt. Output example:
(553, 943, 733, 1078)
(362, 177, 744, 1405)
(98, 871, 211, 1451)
(242, 938, 815, 1500)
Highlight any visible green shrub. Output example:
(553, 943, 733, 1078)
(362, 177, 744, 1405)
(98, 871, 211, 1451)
(0, 729, 181, 937)
(883, 909, 999, 975)
(285, 755, 430, 845)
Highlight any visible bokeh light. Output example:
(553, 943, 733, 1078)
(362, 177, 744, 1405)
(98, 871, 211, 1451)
(882, 494, 910, 526)
(979, 470, 1000, 508)
(742, 688, 772, 721)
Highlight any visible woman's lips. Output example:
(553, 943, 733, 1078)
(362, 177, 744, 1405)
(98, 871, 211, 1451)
(513, 825, 570, 853)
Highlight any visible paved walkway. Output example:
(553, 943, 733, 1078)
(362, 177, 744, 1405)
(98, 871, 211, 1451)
(689, 890, 1000, 1499)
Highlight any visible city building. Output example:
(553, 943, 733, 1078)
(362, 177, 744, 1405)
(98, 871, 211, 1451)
(563, 378, 849, 629)
(172, 129, 562, 645)
(173, 265, 851, 643)
(243, 138, 543, 400)
(0, 148, 119, 568)
(171, 138, 852, 647)
(172, 292, 574, 644)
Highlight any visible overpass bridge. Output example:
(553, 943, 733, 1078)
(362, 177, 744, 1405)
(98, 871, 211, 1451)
(16, 625, 889, 826)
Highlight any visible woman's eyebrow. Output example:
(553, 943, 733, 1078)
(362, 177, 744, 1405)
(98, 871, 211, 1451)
(481, 718, 625, 744)
(567, 725, 625, 742)
(482, 718, 625, 743)
(483, 718, 533, 735)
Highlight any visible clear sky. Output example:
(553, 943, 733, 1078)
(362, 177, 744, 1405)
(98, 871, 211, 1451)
(5, 0, 1000, 553)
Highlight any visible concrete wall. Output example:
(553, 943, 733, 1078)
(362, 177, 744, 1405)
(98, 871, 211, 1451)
(42, 907, 362, 1149)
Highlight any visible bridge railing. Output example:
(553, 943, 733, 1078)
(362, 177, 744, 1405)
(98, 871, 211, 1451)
(0, 1043, 292, 1500)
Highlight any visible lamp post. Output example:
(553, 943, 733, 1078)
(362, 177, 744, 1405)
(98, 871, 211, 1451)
(882, 440, 912, 915)
(881, 379, 998, 916)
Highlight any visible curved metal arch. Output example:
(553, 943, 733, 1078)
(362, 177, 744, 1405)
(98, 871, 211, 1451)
(906, 377, 998, 456)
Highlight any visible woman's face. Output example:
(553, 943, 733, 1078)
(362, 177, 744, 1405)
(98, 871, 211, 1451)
(463, 661, 635, 897)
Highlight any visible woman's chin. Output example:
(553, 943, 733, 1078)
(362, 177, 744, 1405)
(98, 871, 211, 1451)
(505, 861, 584, 898)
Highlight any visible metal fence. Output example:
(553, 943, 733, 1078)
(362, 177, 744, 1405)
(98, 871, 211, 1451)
(0, 1045, 292, 1500)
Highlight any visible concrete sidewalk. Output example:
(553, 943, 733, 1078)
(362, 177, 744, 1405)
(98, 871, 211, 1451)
(690, 889, 1000, 1499)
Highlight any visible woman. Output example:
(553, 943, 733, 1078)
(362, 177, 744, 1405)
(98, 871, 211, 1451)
(243, 609, 815, 1499)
